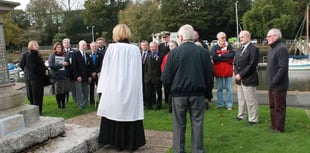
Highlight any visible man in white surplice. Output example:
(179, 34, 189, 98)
(96, 39, 144, 121)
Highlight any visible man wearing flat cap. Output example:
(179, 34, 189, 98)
(159, 31, 171, 105)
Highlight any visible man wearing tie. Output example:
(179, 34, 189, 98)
(140, 40, 151, 106)
(89, 42, 104, 106)
(63, 38, 76, 103)
(158, 31, 171, 104)
(233, 30, 260, 125)
(72, 40, 92, 109)
(144, 41, 163, 110)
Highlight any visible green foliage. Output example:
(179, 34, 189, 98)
(61, 10, 89, 44)
(3, 14, 20, 46)
(118, 0, 164, 42)
(7, 9, 31, 30)
(160, 0, 252, 40)
(26, 0, 63, 45)
(53, 33, 68, 44)
(242, 0, 299, 39)
(83, 0, 129, 41)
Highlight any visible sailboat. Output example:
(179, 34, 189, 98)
(289, 3, 310, 70)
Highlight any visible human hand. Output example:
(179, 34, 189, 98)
(235, 74, 241, 81)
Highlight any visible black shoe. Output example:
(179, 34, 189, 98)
(168, 107, 172, 113)
(236, 117, 243, 121)
(155, 104, 162, 110)
(205, 103, 209, 110)
(146, 107, 153, 110)
(248, 121, 258, 126)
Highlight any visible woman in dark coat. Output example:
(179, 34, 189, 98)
(26, 40, 47, 114)
(48, 42, 69, 109)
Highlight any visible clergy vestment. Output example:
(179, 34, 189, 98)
(96, 42, 145, 151)
(97, 42, 144, 121)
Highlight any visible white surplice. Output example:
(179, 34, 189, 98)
(97, 42, 144, 121)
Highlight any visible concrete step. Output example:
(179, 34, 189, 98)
(0, 104, 40, 126)
(0, 116, 64, 153)
(23, 124, 100, 153)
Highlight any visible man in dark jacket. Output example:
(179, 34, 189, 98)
(71, 40, 92, 109)
(234, 30, 260, 125)
(266, 28, 289, 133)
(89, 42, 104, 105)
(159, 31, 171, 105)
(63, 38, 76, 103)
(144, 41, 162, 110)
(161, 24, 213, 153)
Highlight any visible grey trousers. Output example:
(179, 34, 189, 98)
(172, 96, 205, 153)
(75, 81, 89, 108)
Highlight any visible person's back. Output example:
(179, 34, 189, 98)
(167, 42, 212, 97)
(161, 24, 213, 153)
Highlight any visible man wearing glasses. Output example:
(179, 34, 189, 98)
(266, 28, 289, 133)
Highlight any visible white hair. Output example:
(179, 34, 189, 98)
(216, 32, 226, 39)
(268, 28, 282, 39)
(178, 24, 194, 41)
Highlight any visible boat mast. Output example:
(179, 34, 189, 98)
(307, 3, 309, 57)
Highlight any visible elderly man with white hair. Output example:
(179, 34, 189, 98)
(266, 28, 289, 133)
(234, 30, 260, 125)
(161, 24, 214, 153)
(71, 40, 92, 109)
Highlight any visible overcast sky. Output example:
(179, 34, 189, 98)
(9, 0, 85, 10)
(10, 0, 28, 10)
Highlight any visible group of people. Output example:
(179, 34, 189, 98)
(140, 34, 179, 112)
(20, 22, 289, 153)
(213, 29, 288, 134)
(20, 37, 106, 113)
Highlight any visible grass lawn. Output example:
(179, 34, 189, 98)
(39, 96, 97, 119)
(40, 96, 310, 153)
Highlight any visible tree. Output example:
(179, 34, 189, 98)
(7, 10, 31, 30)
(119, 0, 164, 42)
(242, 0, 299, 39)
(57, 0, 84, 11)
(53, 33, 68, 43)
(3, 14, 21, 48)
(27, 0, 63, 45)
(83, 0, 129, 41)
(160, 0, 208, 33)
(160, 0, 252, 41)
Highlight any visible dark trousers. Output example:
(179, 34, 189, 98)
(268, 89, 287, 132)
(30, 80, 44, 114)
(89, 76, 98, 105)
(145, 81, 162, 109)
(142, 81, 147, 106)
(164, 86, 170, 104)
(56, 94, 65, 108)
(25, 79, 33, 104)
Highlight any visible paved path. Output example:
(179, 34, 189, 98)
(65, 112, 172, 153)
